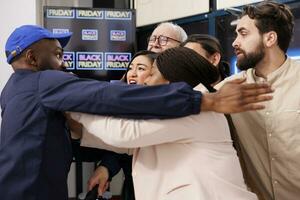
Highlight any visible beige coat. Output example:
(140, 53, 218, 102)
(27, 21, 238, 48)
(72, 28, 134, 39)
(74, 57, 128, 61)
(71, 84, 257, 200)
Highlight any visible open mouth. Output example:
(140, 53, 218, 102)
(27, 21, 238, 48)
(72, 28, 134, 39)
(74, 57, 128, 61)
(128, 79, 137, 84)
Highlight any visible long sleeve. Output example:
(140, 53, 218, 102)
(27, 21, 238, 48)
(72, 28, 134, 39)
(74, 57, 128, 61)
(80, 129, 131, 154)
(71, 110, 231, 148)
(98, 152, 123, 179)
(38, 70, 202, 118)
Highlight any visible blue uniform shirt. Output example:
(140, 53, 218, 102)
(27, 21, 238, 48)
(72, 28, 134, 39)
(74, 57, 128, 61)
(0, 69, 201, 200)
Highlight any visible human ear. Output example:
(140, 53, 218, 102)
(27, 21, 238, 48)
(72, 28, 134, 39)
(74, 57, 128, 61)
(209, 52, 221, 66)
(264, 31, 277, 48)
(25, 49, 37, 66)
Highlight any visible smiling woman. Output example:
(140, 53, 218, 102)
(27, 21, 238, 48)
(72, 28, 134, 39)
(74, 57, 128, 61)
(123, 50, 157, 85)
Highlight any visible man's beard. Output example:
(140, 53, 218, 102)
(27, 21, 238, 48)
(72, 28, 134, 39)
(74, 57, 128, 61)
(236, 43, 265, 71)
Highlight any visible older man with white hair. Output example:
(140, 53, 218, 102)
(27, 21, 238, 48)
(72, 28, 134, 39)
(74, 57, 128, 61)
(147, 22, 187, 53)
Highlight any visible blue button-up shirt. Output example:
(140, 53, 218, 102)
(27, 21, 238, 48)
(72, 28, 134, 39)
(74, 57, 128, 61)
(0, 69, 201, 200)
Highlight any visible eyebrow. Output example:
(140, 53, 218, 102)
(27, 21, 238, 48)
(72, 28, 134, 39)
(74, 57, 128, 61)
(236, 27, 247, 33)
(136, 63, 150, 67)
(55, 47, 64, 53)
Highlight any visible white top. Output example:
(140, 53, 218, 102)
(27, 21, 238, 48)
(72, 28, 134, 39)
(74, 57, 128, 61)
(71, 84, 257, 200)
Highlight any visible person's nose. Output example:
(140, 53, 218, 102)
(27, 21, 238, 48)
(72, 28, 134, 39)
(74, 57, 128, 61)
(232, 36, 239, 48)
(129, 69, 137, 77)
(147, 37, 161, 52)
(153, 37, 160, 46)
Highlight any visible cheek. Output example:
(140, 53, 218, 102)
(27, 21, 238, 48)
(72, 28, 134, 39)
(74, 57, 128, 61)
(126, 71, 132, 78)
(167, 41, 179, 48)
(144, 76, 156, 86)
(147, 44, 152, 49)
(242, 37, 259, 50)
(43, 56, 63, 70)
(137, 71, 151, 84)
(53, 59, 64, 70)
(147, 73, 166, 85)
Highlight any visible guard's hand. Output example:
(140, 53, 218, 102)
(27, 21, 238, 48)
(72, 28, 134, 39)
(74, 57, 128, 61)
(201, 78, 273, 113)
(87, 166, 110, 196)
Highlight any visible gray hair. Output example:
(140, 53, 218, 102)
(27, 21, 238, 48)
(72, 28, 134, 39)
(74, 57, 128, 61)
(156, 22, 187, 42)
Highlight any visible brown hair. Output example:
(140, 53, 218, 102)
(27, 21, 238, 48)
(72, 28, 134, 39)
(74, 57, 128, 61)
(242, 1, 294, 53)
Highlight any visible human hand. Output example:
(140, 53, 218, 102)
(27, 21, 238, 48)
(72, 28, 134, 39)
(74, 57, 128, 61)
(87, 166, 110, 196)
(201, 78, 273, 113)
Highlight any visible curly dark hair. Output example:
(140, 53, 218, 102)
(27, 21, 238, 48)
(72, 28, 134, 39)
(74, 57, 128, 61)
(156, 46, 219, 92)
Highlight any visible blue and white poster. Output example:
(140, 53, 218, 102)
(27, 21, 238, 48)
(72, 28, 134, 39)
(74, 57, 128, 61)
(44, 7, 136, 81)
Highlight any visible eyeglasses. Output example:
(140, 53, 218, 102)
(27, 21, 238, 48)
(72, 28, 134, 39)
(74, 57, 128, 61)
(147, 35, 181, 46)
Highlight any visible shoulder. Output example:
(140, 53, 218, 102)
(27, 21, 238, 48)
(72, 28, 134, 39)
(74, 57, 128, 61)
(38, 70, 80, 90)
(286, 58, 300, 81)
(40, 70, 76, 79)
(214, 71, 247, 90)
(289, 57, 300, 68)
(39, 70, 79, 82)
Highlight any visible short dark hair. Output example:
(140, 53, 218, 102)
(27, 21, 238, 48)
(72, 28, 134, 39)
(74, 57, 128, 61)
(156, 46, 219, 92)
(242, 1, 294, 53)
(181, 34, 230, 80)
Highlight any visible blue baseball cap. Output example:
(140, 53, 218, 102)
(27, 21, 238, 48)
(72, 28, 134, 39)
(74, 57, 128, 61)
(5, 25, 72, 64)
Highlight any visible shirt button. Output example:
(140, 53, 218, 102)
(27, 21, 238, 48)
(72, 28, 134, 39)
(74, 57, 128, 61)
(274, 180, 278, 184)
(266, 111, 270, 115)
(271, 157, 275, 161)
(268, 133, 272, 137)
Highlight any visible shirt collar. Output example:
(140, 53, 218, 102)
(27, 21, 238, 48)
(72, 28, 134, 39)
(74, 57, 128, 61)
(252, 57, 291, 84)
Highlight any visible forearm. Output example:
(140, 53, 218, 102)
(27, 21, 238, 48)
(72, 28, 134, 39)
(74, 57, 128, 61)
(80, 129, 131, 154)
(39, 71, 201, 118)
(72, 112, 205, 148)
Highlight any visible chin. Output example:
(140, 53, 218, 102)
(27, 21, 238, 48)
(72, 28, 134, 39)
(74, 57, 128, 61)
(151, 49, 162, 53)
